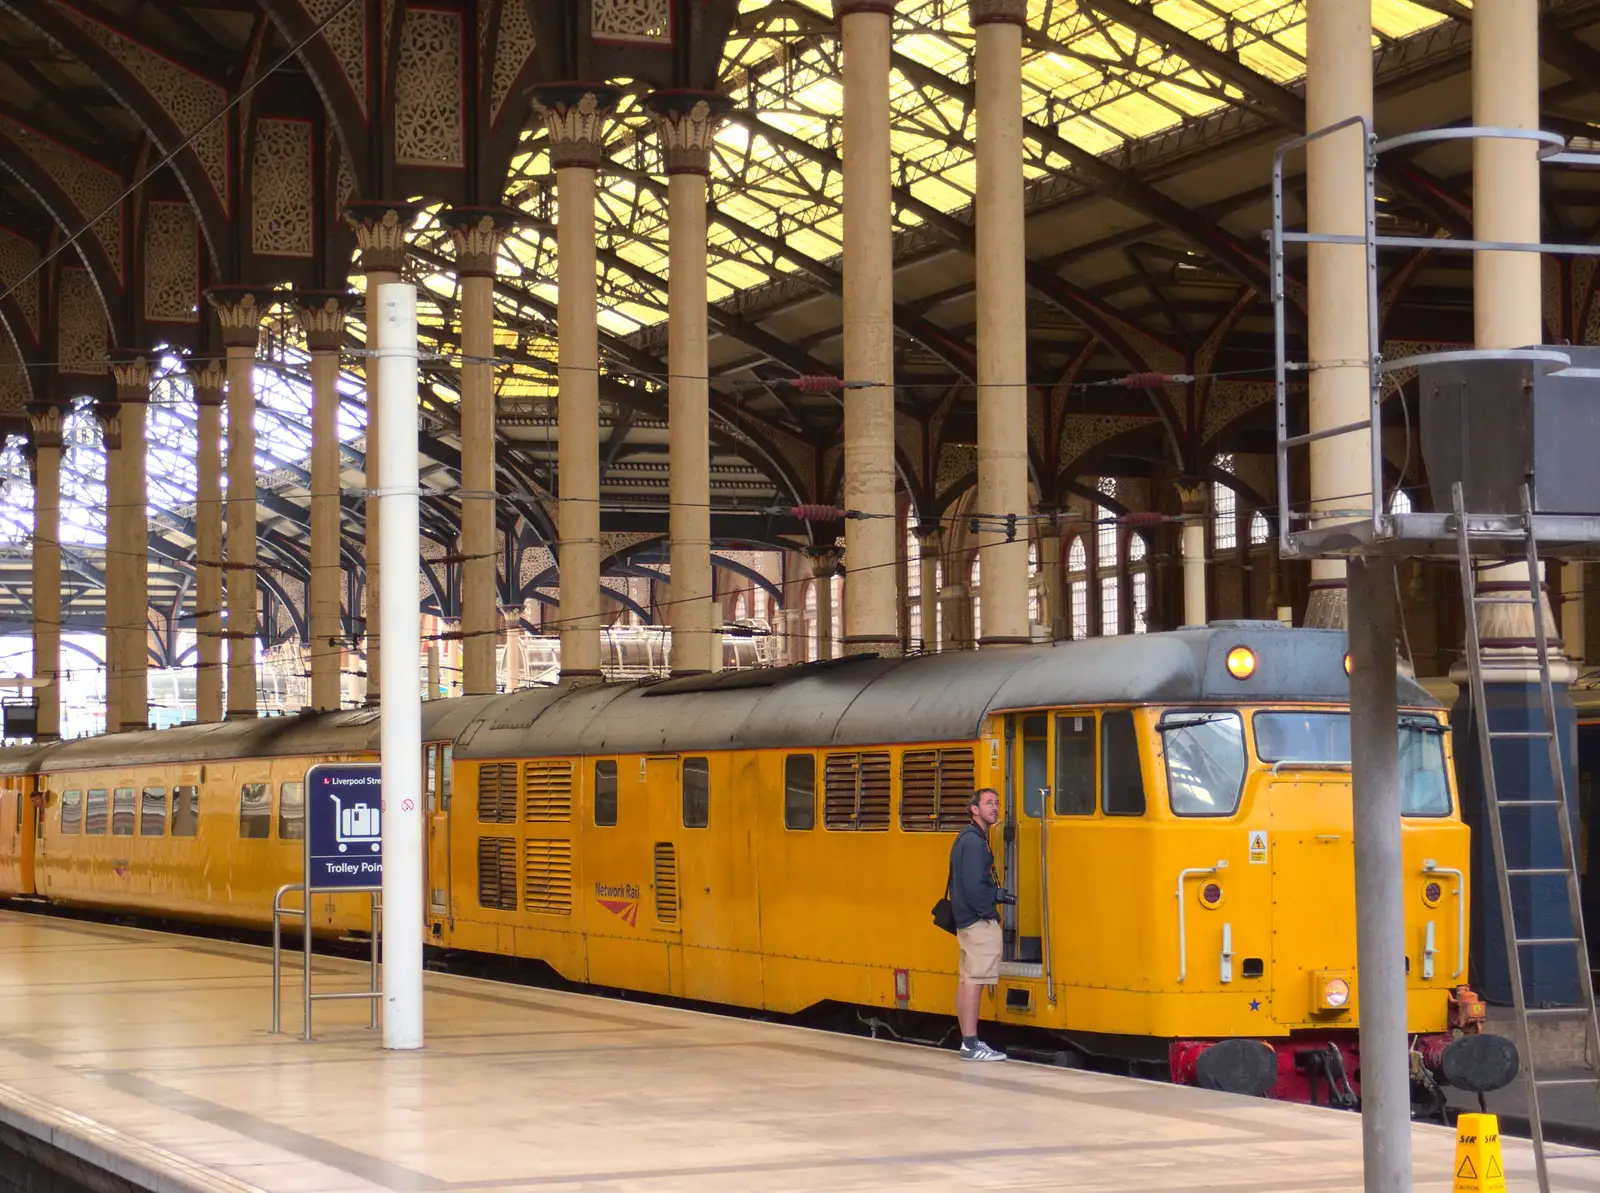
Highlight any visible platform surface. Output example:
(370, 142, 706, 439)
(2, 910, 1600, 1193)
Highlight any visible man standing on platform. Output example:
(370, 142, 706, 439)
(950, 787, 1012, 1061)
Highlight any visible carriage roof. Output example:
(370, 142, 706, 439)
(0, 623, 1437, 774)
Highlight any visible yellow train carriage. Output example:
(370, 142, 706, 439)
(441, 623, 1495, 1101)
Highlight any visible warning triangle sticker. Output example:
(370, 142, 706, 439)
(1486, 1155, 1503, 1178)
(1456, 1157, 1478, 1179)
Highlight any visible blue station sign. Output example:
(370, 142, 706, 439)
(304, 763, 383, 891)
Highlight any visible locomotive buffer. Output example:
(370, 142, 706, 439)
(1270, 121, 1600, 1193)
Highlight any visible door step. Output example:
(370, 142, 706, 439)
(999, 961, 1043, 979)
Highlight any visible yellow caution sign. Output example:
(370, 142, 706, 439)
(1453, 1113, 1506, 1193)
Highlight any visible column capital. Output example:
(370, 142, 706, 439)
(913, 523, 944, 549)
(204, 285, 277, 350)
(25, 402, 62, 450)
(342, 200, 421, 275)
(967, 0, 1027, 26)
(438, 207, 522, 277)
(807, 544, 845, 574)
(182, 352, 227, 407)
(91, 399, 123, 451)
(646, 91, 732, 176)
(290, 288, 359, 353)
(833, 0, 896, 15)
(532, 83, 622, 171)
(108, 348, 152, 401)
(1175, 479, 1208, 516)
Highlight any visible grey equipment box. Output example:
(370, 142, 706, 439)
(1419, 346, 1600, 517)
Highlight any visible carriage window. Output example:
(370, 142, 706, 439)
(682, 757, 709, 828)
(1055, 716, 1096, 816)
(425, 745, 439, 813)
(61, 790, 82, 834)
(441, 746, 453, 810)
(112, 787, 136, 835)
(279, 783, 305, 840)
(594, 760, 618, 827)
(238, 783, 271, 839)
(784, 755, 816, 830)
(140, 788, 167, 836)
(85, 788, 110, 834)
(1021, 715, 1047, 818)
(171, 785, 199, 837)
(1254, 711, 1453, 817)
(1101, 712, 1146, 816)
(1159, 711, 1247, 816)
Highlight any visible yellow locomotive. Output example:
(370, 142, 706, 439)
(0, 622, 1507, 1104)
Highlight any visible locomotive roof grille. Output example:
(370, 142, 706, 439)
(0, 624, 1439, 773)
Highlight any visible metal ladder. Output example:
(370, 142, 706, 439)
(1452, 481, 1600, 1191)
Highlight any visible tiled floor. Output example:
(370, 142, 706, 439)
(0, 909, 1597, 1192)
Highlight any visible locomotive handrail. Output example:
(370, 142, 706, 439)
(1176, 861, 1227, 983)
(1039, 787, 1054, 1006)
(1268, 760, 1352, 775)
(1424, 859, 1466, 980)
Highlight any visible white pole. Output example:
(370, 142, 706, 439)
(375, 282, 423, 1050)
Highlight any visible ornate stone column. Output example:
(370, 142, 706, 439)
(1303, 0, 1374, 630)
(107, 351, 150, 731)
(809, 545, 843, 661)
(293, 290, 357, 712)
(1176, 480, 1209, 626)
(1036, 518, 1061, 641)
(184, 355, 226, 722)
(503, 607, 523, 692)
(26, 402, 62, 740)
(832, 2, 901, 657)
(648, 91, 729, 674)
(916, 527, 943, 653)
(440, 208, 517, 696)
(91, 388, 127, 733)
(534, 85, 620, 682)
(205, 286, 274, 719)
(970, 0, 1031, 647)
(344, 201, 419, 703)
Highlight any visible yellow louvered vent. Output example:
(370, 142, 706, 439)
(523, 839, 574, 915)
(476, 764, 518, 824)
(522, 760, 573, 822)
(823, 752, 892, 831)
(936, 750, 975, 830)
(653, 842, 678, 925)
(901, 748, 975, 832)
(476, 837, 518, 910)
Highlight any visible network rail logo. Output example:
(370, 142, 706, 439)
(595, 882, 641, 926)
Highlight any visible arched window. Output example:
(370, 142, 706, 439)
(804, 582, 818, 661)
(905, 527, 922, 650)
(734, 591, 749, 621)
(934, 558, 944, 650)
(1027, 540, 1041, 626)
(1068, 537, 1088, 641)
(1213, 454, 1237, 552)
(1389, 488, 1413, 515)
(1130, 533, 1149, 634)
(969, 555, 982, 647)
(1098, 506, 1119, 637)
(1250, 510, 1270, 546)
(830, 571, 844, 656)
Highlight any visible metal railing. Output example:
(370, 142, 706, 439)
(1269, 120, 1600, 559)
(271, 884, 381, 1040)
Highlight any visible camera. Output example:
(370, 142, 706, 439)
(995, 889, 1018, 906)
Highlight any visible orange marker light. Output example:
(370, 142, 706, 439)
(1226, 646, 1257, 680)
(1344, 653, 1353, 675)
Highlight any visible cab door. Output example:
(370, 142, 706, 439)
(1006, 714, 1049, 965)
(424, 743, 453, 932)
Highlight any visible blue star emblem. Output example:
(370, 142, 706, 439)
(1248, 999, 1261, 1012)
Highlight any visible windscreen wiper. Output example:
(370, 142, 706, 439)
(1158, 713, 1233, 732)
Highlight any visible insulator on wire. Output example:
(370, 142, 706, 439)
(791, 503, 847, 521)
(1121, 371, 1174, 388)
(1005, 513, 1018, 542)
(789, 375, 843, 394)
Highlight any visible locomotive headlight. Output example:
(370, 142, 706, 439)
(1225, 646, 1257, 680)
(1320, 976, 1351, 1009)
(1199, 882, 1224, 908)
(1422, 880, 1443, 908)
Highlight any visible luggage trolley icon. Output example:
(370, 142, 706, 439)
(329, 793, 381, 852)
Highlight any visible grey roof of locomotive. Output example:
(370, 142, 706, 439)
(0, 623, 1438, 773)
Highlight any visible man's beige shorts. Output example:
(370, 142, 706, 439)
(957, 918, 1002, 984)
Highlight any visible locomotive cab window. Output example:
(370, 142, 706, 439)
(112, 788, 135, 836)
(440, 746, 453, 811)
(425, 744, 438, 813)
(171, 786, 199, 837)
(140, 788, 167, 836)
(60, 790, 82, 834)
(1159, 710, 1247, 816)
(279, 783, 305, 840)
(682, 757, 709, 828)
(1021, 715, 1047, 817)
(238, 783, 271, 839)
(85, 789, 108, 835)
(1055, 715, 1096, 816)
(784, 755, 815, 830)
(1253, 710, 1452, 817)
(1101, 712, 1146, 817)
(594, 760, 618, 827)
